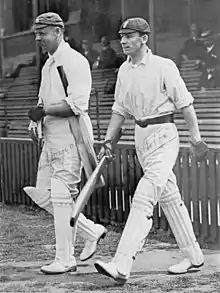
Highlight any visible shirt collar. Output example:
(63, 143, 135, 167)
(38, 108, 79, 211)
(48, 40, 70, 61)
(127, 48, 152, 67)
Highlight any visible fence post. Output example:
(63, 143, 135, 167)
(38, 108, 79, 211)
(121, 0, 125, 21)
(0, 28, 5, 79)
(32, 0, 41, 84)
(149, 0, 156, 54)
(95, 89, 101, 140)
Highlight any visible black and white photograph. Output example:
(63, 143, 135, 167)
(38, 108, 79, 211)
(0, 1, 219, 292)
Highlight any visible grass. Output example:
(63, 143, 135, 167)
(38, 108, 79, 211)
(0, 203, 219, 293)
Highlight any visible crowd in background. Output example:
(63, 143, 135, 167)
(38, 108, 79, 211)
(38, 30, 125, 72)
(30, 21, 220, 93)
(177, 23, 220, 91)
(4, 2, 220, 93)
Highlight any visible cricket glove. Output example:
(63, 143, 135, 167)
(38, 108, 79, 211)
(28, 120, 44, 147)
(190, 140, 209, 161)
(98, 140, 114, 162)
(28, 104, 46, 122)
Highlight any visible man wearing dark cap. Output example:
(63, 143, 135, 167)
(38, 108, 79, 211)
(176, 23, 206, 68)
(24, 12, 107, 274)
(94, 17, 207, 283)
(95, 36, 117, 69)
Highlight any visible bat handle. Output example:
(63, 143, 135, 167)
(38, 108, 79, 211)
(70, 217, 76, 227)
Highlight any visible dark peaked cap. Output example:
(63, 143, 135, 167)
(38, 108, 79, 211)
(119, 17, 151, 34)
(33, 12, 64, 29)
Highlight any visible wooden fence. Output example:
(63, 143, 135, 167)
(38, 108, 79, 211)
(0, 138, 219, 248)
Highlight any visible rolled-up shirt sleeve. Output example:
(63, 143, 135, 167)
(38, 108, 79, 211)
(164, 59, 194, 110)
(63, 56, 91, 115)
(112, 75, 131, 119)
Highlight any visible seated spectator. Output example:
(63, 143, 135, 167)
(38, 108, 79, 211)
(176, 23, 206, 68)
(93, 36, 117, 69)
(197, 30, 220, 90)
(81, 39, 99, 68)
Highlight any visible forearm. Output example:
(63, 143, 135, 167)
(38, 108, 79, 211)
(44, 100, 74, 117)
(105, 112, 125, 141)
(182, 104, 201, 143)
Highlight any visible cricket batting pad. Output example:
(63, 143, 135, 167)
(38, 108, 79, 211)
(113, 177, 154, 276)
(160, 197, 204, 265)
(51, 178, 73, 264)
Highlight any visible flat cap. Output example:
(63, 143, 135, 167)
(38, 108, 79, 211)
(33, 12, 64, 30)
(119, 17, 151, 34)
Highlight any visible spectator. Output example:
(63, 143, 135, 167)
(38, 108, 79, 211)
(81, 39, 99, 69)
(94, 36, 117, 69)
(176, 23, 206, 68)
(197, 30, 220, 90)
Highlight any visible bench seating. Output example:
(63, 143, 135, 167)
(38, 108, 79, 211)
(179, 59, 220, 94)
(1, 66, 38, 137)
(91, 68, 117, 95)
(0, 77, 14, 98)
(1, 65, 220, 147)
(179, 60, 201, 91)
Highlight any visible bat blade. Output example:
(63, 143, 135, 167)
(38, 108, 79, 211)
(70, 128, 123, 227)
(70, 156, 107, 227)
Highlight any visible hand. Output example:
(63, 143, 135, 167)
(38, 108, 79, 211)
(28, 120, 44, 146)
(92, 61, 99, 69)
(28, 105, 46, 122)
(190, 140, 209, 161)
(98, 140, 113, 162)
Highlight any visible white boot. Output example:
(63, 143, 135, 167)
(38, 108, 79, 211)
(79, 223, 107, 261)
(94, 209, 152, 283)
(168, 258, 204, 274)
(24, 186, 107, 260)
(41, 257, 77, 274)
(94, 261, 128, 284)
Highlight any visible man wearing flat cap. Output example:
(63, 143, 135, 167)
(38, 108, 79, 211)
(94, 17, 207, 283)
(24, 12, 107, 274)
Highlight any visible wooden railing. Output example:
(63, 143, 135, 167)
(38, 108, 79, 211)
(0, 138, 219, 248)
(0, 30, 36, 78)
(3, 31, 35, 59)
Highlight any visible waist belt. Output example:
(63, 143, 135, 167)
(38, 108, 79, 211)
(135, 114, 174, 128)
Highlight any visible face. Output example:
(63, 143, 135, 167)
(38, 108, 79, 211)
(101, 42, 109, 51)
(34, 26, 61, 54)
(82, 43, 89, 51)
(120, 32, 147, 56)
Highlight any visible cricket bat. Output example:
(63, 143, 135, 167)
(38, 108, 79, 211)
(70, 128, 122, 227)
(57, 65, 105, 188)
